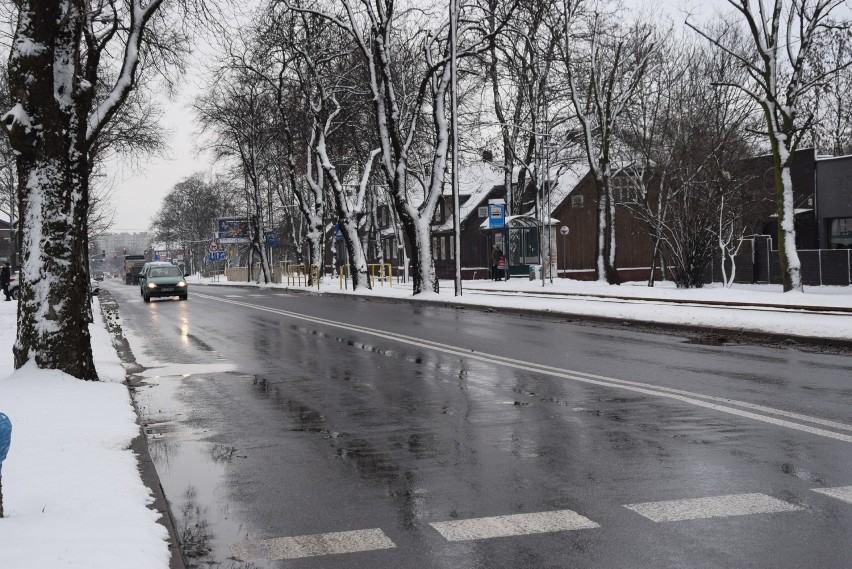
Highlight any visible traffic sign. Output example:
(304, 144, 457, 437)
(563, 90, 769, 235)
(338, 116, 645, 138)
(208, 241, 219, 253)
(206, 251, 227, 263)
(489, 204, 505, 228)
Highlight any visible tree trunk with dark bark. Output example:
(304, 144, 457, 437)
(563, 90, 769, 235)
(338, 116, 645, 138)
(6, 0, 97, 379)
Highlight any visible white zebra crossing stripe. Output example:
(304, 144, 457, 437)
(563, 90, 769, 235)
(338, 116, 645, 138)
(812, 486, 852, 504)
(224, 294, 243, 298)
(230, 528, 396, 561)
(624, 493, 803, 522)
(429, 509, 600, 542)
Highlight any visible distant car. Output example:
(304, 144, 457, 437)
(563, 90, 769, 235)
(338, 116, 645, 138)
(141, 264, 187, 302)
(139, 262, 174, 296)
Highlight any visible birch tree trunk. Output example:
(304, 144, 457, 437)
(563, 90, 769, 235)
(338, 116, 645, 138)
(688, 0, 851, 292)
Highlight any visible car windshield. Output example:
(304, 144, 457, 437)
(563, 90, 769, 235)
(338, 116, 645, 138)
(149, 266, 182, 278)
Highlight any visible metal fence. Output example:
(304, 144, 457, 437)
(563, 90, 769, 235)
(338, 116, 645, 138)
(707, 235, 852, 286)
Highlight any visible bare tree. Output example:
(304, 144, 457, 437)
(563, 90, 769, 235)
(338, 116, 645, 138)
(621, 31, 763, 288)
(1, 0, 195, 378)
(486, 0, 563, 216)
(287, 10, 378, 289)
(560, 1, 659, 284)
(289, 0, 515, 295)
(802, 23, 852, 155)
(150, 173, 236, 274)
(195, 67, 277, 283)
(688, 0, 852, 292)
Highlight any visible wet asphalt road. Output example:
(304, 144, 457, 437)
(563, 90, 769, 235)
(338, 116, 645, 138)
(104, 280, 852, 569)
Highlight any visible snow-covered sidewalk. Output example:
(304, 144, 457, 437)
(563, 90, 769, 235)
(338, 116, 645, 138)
(0, 298, 171, 569)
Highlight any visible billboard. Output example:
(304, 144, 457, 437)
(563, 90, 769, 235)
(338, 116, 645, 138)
(216, 217, 250, 244)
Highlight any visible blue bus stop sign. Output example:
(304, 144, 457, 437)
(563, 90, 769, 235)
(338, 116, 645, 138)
(0, 412, 10, 474)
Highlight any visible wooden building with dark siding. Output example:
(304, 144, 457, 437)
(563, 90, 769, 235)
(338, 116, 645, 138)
(427, 161, 660, 281)
(549, 171, 659, 282)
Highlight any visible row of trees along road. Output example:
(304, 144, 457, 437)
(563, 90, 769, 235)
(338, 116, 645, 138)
(2, 0, 851, 380)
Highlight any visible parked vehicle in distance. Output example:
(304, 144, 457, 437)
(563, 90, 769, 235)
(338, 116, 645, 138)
(124, 254, 147, 285)
(141, 264, 187, 302)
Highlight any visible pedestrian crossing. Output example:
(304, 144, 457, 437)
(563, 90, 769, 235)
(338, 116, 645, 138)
(429, 509, 600, 542)
(230, 486, 852, 562)
(231, 528, 395, 562)
(623, 492, 803, 522)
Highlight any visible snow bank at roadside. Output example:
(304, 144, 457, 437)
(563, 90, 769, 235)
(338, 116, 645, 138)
(0, 298, 170, 569)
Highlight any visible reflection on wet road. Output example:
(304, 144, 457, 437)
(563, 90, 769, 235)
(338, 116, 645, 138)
(106, 281, 852, 569)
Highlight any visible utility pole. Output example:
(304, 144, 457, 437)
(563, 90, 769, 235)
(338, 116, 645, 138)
(450, 0, 462, 296)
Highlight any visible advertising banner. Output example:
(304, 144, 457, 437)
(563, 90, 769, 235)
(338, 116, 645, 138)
(216, 217, 250, 244)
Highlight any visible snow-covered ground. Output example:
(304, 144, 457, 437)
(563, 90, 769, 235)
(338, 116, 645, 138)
(0, 276, 849, 568)
(0, 297, 170, 569)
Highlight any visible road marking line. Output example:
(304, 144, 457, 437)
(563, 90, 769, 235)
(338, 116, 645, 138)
(248, 294, 266, 297)
(625, 493, 803, 522)
(430, 509, 599, 541)
(230, 528, 396, 561)
(194, 293, 852, 443)
(224, 294, 243, 298)
(811, 486, 852, 504)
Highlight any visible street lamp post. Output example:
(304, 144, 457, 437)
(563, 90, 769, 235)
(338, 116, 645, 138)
(560, 225, 569, 278)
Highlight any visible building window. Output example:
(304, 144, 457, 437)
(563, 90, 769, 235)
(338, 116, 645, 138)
(432, 203, 443, 224)
(478, 206, 488, 218)
(432, 237, 438, 259)
(571, 195, 584, 208)
(449, 236, 454, 259)
(611, 176, 637, 204)
(829, 217, 852, 249)
(441, 236, 447, 260)
(377, 205, 391, 229)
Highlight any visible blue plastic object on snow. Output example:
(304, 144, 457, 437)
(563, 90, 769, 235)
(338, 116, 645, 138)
(0, 412, 11, 474)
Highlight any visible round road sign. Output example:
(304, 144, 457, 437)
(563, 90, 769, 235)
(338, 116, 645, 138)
(208, 241, 219, 253)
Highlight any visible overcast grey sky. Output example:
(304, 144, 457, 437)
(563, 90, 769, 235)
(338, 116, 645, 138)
(107, 0, 726, 232)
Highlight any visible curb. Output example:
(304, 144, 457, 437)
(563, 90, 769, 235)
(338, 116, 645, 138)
(195, 281, 852, 352)
(98, 290, 187, 569)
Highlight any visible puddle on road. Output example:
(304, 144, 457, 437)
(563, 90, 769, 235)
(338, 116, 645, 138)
(137, 362, 237, 379)
(133, 372, 271, 569)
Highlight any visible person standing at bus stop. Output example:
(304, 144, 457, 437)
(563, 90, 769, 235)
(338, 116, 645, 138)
(492, 244, 503, 281)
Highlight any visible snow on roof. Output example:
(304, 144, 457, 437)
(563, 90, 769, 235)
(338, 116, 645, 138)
(517, 165, 589, 218)
(435, 161, 505, 231)
(548, 166, 587, 215)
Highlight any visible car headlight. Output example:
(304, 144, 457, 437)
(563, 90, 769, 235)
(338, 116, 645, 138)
(147, 283, 157, 289)
(177, 281, 186, 287)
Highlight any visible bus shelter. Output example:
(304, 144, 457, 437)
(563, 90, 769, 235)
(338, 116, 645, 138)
(480, 214, 559, 278)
